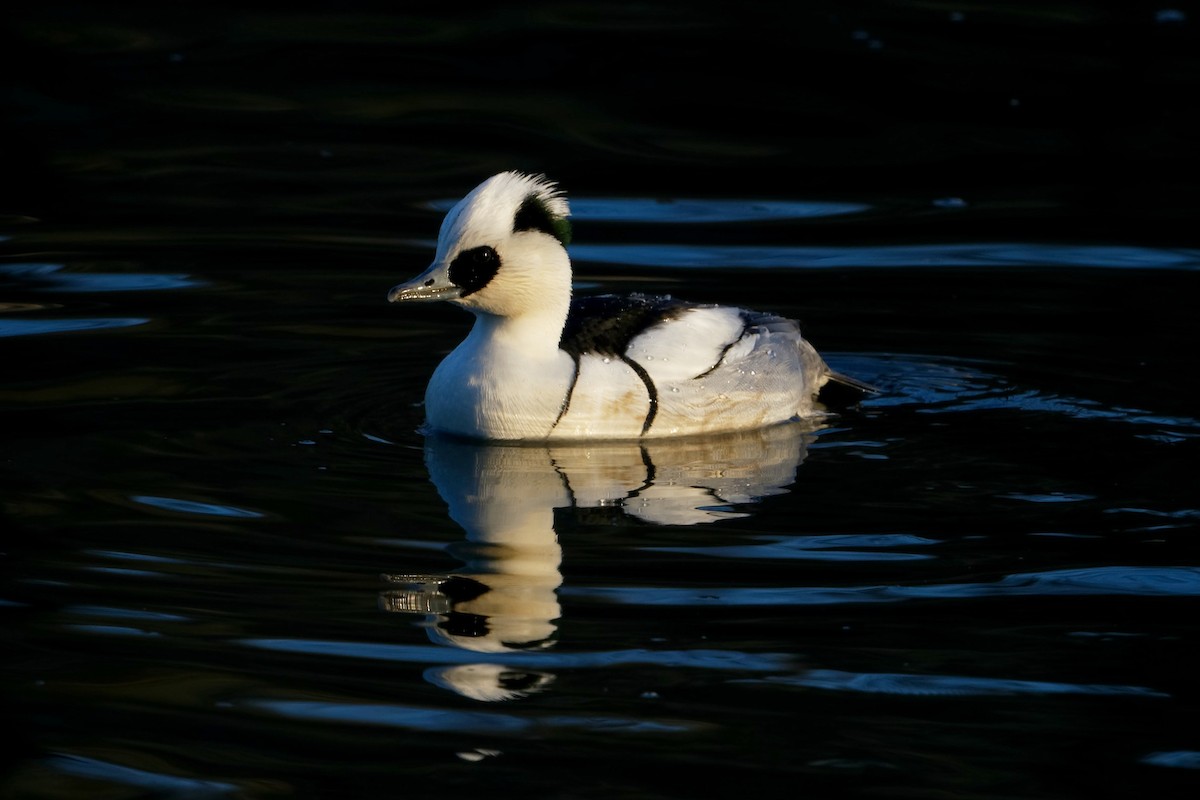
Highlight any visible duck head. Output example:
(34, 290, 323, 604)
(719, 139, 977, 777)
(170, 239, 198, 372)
(388, 171, 573, 318)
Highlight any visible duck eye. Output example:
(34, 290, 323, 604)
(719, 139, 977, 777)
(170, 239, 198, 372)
(448, 245, 500, 297)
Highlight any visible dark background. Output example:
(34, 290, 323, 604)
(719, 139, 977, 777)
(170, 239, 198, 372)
(5, 2, 1197, 236)
(3, 3, 1199, 799)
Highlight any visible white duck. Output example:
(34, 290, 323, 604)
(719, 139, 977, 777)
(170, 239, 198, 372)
(388, 171, 872, 440)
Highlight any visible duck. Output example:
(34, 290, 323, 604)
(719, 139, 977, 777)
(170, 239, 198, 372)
(388, 171, 873, 440)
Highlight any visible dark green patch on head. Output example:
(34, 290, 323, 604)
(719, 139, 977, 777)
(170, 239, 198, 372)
(514, 195, 571, 245)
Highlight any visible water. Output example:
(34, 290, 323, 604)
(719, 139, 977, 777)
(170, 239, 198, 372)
(3, 3, 1199, 798)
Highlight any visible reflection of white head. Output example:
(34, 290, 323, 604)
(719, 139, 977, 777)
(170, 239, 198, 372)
(419, 574, 561, 653)
(418, 439, 567, 653)
(424, 663, 555, 703)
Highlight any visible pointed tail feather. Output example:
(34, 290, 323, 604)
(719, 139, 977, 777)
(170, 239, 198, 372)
(818, 369, 878, 407)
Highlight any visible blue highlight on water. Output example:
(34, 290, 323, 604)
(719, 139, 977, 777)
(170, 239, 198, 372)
(0, 262, 200, 291)
(0, 262, 198, 337)
(244, 698, 694, 734)
(241, 638, 794, 671)
(568, 242, 1200, 271)
(0, 317, 149, 338)
(1141, 751, 1200, 770)
(565, 566, 1200, 607)
(130, 495, 265, 518)
(45, 754, 238, 797)
(425, 196, 872, 222)
(750, 669, 1166, 698)
(643, 533, 940, 561)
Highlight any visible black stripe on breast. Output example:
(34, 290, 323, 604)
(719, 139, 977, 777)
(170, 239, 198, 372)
(550, 351, 659, 435)
(552, 353, 582, 430)
(692, 311, 753, 380)
(620, 354, 659, 435)
(558, 294, 694, 436)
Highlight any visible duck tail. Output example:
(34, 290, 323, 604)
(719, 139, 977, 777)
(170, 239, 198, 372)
(818, 369, 879, 407)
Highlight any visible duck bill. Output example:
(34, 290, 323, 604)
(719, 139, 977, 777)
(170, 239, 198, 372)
(387, 263, 462, 303)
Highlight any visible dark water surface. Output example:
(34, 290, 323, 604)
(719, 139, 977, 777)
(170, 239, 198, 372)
(3, 3, 1199, 798)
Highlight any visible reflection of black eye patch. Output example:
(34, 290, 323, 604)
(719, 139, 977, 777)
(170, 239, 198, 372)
(514, 196, 571, 245)
(438, 575, 489, 603)
(448, 245, 500, 297)
(439, 611, 489, 638)
(498, 671, 548, 691)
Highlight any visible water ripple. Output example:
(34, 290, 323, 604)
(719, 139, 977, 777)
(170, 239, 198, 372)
(917, 566, 1200, 598)
(568, 242, 1200, 270)
(245, 699, 695, 734)
(1141, 750, 1200, 770)
(44, 754, 238, 796)
(574, 197, 870, 223)
(242, 639, 792, 671)
(0, 317, 149, 337)
(644, 533, 939, 562)
(130, 495, 265, 518)
(65, 604, 191, 622)
(567, 566, 1200, 607)
(426, 196, 871, 223)
(64, 624, 162, 638)
(841, 354, 1200, 434)
(250, 699, 530, 733)
(0, 262, 200, 292)
(751, 669, 1167, 698)
(84, 550, 189, 564)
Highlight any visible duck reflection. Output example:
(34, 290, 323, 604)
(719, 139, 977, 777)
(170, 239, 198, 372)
(380, 422, 816, 700)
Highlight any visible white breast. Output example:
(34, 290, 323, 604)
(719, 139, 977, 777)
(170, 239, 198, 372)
(425, 331, 576, 439)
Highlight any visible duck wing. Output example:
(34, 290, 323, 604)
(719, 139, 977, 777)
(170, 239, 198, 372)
(560, 294, 697, 359)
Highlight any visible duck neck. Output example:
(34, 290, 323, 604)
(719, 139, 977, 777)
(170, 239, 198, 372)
(466, 301, 569, 362)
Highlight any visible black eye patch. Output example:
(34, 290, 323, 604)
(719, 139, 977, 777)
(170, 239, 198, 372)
(448, 245, 500, 297)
